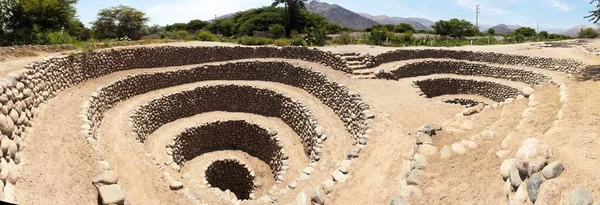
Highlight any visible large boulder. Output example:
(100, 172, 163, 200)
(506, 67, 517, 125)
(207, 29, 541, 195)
(536, 178, 570, 205)
(515, 139, 552, 176)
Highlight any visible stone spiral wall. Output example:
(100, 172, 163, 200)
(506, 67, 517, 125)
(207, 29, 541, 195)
(131, 85, 321, 162)
(205, 159, 255, 200)
(414, 78, 522, 102)
(85, 61, 370, 148)
(172, 120, 286, 178)
(379, 60, 551, 85)
(369, 49, 584, 73)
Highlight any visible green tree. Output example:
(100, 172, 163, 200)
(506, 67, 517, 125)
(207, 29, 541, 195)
(1, 0, 80, 45)
(186, 19, 208, 32)
(432, 18, 477, 39)
(268, 24, 284, 38)
(487, 28, 495, 35)
(586, 0, 600, 23)
(91, 5, 149, 40)
(271, 0, 308, 37)
(164, 23, 188, 32)
(394, 23, 415, 33)
(514, 27, 536, 37)
(538, 31, 549, 39)
(578, 28, 599, 38)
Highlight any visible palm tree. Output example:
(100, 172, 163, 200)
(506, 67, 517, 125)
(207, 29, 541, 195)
(587, 0, 600, 23)
(271, 0, 308, 37)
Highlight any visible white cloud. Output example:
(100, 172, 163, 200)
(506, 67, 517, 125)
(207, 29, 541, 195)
(145, 0, 266, 25)
(546, 0, 570, 12)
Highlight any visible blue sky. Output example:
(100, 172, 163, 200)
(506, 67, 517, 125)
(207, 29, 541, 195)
(76, 0, 599, 31)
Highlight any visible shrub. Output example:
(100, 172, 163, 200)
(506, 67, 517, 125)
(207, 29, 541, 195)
(370, 28, 388, 45)
(46, 31, 75, 45)
(196, 31, 219, 41)
(168, 30, 191, 39)
(269, 24, 285, 38)
(289, 37, 307, 46)
(578, 28, 599, 38)
(306, 26, 326, 46)
(273, 39, 290, 46)
(333, 32, 351, 45)
(236, 36, 274, 45)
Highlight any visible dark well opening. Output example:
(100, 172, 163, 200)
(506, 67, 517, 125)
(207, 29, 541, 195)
(205, 159, 255, 200)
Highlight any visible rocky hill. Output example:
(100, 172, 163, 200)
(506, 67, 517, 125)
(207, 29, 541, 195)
(489, 24, 515, 35)
(359, 13, 433, 31)
(306, 1, 379, 30)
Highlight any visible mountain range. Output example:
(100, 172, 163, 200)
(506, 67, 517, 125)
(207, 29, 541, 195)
(305, 1, 379, 30)
(216, 1, 594, 36)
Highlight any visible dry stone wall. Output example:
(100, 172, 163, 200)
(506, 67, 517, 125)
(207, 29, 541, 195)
(85, 61, 370, 149)
(379, 60, 551, 85)
(172, 120, 286, 178)
(131, 85, 321, 161)
(414, 78, 522, 102)
(370, 49, 584, 73)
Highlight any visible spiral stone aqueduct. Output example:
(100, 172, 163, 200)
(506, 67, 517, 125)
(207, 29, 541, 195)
(1, 41, 599, 205)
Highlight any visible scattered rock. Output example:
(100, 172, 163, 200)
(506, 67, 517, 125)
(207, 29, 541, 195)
(536, 178, 570, 205)
(99, 184, 126, 205)
(297, 192, 309, 205)
(406, 170, 422, 185)
(390, 198, 410, 205)
(522, 87, 535, 98)
(418, 144, 437, 156)
(512, 181, 529, 204)
(451, 143, 467, 155)
(322, 179, 335, 194)
(515, 140, 552, 176)
(569, 188, 593, 205)
(332, 170, 347, 182)
(440, 145, 454, 159)
(495, 150, 511, 160)
(500, 158, 516, 180)
(462, 107, 478, 116)
(170, 181, 184, 190)
(527, 173, 545, 203)
(509, 166, 524, 188)
(417, 124, 441, 135)
(541, 161, 564, 179)
(416, 133, 432, 144)
(92, 171, 119, 186)
(311, 185, 326, 205)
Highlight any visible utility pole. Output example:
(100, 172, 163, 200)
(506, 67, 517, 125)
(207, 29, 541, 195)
(476, 4, 481, 28)
(536, 23, 539, 32)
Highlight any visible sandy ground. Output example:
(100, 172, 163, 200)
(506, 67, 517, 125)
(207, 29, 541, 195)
(8, 39, 600, 205)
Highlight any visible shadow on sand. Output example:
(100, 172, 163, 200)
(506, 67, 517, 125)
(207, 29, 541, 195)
(575, 65, 600, 81)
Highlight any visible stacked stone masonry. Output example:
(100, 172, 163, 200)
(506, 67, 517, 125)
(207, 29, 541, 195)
(205, 159, 255, 200)
(443, 98, 485, 108)
(172, 120, 286, 178)
(7, 45, 579, 203)
(131, 85, 321, 162)
(379, 60, 551, 85)
(414, 78, 522, 102)
(85, 61, 370, 159)
(370, 49, 584, 73)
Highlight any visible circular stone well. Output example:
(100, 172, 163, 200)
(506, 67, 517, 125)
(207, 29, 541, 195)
(205, 159, 255, 200)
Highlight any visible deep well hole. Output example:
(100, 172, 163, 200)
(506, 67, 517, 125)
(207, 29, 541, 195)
(205, 159, 255, 200)
(173, 120, 285, 177)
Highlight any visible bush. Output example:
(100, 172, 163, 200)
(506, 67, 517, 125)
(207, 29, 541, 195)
(333, 32, 352, 45)
(168, 30, 191, 39)
(578, 28, 599, 38)
(46, 32, 76, 45)
(196, 31, 219, 41)
(370, 28, 388, 45)
(306, 26, 326, 46)
(289, 37, 307, 46)
(141, 35, 161, 40)
(269, 24, 285, 38)
(273, 39, 290, 46)
(236, 36, 274, 45)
